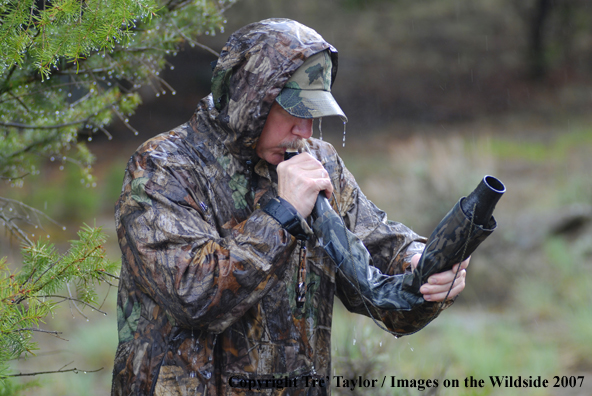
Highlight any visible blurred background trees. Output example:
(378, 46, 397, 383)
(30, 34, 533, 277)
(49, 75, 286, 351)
(1, 0, 591, 394)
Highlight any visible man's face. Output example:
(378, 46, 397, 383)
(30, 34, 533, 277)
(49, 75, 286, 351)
(256, 102, 313, 165)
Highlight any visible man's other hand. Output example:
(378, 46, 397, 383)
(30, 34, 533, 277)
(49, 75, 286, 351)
(411, 254, 470, 302)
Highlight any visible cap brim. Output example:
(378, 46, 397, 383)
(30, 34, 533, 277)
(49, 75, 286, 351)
(277, 88, 348, 122)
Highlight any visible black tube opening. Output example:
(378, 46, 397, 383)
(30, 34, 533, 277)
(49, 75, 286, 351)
(483, 175, 506, 194)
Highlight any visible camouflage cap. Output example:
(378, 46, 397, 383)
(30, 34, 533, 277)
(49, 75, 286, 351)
(276, 51, 347, 122)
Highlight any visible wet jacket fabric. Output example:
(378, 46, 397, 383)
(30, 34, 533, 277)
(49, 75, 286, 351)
(111, 19, 446, 396)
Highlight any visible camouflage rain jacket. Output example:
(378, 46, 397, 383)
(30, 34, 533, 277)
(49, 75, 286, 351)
(111, 19, 446, 396)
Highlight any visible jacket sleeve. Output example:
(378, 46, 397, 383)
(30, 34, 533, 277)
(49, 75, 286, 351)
(116, 149, 297, 334)
(329, 150, 452, 336)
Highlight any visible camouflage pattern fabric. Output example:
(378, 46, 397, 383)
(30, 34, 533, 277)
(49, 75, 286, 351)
(111, 18, 448, 396)
(275, 51, 347, 121)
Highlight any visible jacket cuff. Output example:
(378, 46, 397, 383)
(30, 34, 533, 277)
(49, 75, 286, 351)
(262, 197, 309, 240)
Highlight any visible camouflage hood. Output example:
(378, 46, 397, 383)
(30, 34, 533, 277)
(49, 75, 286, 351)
(208, 18, 338, 161)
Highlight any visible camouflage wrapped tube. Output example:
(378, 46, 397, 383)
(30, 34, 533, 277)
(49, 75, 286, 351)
(312, 176, 504, 312)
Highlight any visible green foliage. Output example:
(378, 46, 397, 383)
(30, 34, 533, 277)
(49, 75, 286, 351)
(0, 378, 39, 396)
(0, 225, 118, 382)
(0, 0, 234, 391)
(0, 0, 233, 185)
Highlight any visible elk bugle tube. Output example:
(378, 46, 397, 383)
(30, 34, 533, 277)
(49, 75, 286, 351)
(409, 175, 505, 291)
(311, 175, 505, 311)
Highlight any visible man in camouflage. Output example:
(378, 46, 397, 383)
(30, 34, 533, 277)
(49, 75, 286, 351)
(111, 19, 468, 396)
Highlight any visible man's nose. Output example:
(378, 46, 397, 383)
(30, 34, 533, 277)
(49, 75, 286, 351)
(292, 118, 313, 139)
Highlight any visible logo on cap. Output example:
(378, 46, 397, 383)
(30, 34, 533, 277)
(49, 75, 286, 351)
(276, 51, 347, 122)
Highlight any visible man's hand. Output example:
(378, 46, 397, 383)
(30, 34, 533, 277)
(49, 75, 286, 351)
(410, 254, 470, 302)
(277, 153, 334, 217)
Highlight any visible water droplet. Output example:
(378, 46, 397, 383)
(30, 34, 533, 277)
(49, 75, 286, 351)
(353, 339, 356, 345)
(170, 66, 175, 70)
(318, 117, 323, 141)
(380, 342, 382, 347)
(178, 350, 182, 355)
(342, 121, 347, 147)
(59, 165, 64, 170)
(62, 226, 67, 231)
(190, 371, 195, 378)
(88, 137, 92, 142)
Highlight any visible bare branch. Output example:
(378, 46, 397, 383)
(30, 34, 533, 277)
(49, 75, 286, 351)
(0, 210, 33, 246)
(0, 119, 87, 130)
(44, 295, 108, 315)
(13, 328, 67, 341)
(0, 172, 30, 181)
(66, 283, 88, 320)
(7, 365, 103, 377)
(0, 197, 64, 247)
(111, 105, 140, 136)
